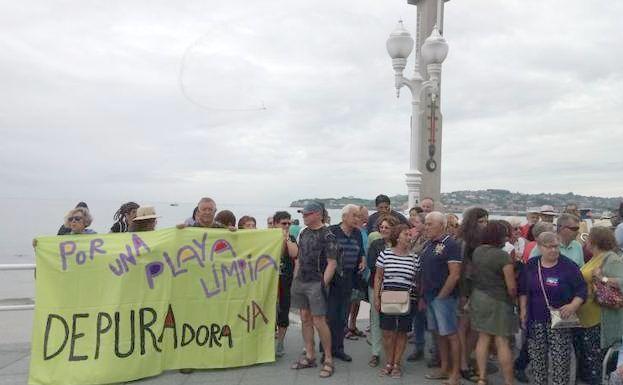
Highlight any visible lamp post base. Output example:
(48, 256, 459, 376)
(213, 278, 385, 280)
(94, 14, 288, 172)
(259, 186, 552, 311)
(405, 170, 423, 211)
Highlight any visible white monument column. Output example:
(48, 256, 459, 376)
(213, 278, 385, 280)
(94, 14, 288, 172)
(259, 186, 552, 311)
(409, 0, 448, 207)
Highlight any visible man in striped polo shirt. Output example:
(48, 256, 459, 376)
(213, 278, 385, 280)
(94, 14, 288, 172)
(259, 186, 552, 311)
(327, 204, 367, 362)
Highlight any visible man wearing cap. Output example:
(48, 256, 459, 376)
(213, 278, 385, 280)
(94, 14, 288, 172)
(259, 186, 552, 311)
(539, 205, 557, 223)
(326, 204, 366, 362)
(366, 194, 409, 234)
(290, 201, 338, 378)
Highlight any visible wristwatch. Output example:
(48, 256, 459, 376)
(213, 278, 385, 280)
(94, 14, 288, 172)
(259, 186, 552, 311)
(602, 277, 609, 284)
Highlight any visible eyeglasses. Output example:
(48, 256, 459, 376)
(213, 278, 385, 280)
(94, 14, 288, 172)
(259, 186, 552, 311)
(68, 216, 83, 222)
(541, 243, 560, 249)
(565, 226, 580, 231)
(513, 227, 521, 230)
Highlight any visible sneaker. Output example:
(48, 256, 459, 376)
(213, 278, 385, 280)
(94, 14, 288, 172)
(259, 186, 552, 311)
(276, 340, 285, 358)
(514, 368, 529, 383)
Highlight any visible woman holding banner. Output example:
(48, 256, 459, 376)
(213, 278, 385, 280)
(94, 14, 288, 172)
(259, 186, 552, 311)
(63, 207, 96, 234)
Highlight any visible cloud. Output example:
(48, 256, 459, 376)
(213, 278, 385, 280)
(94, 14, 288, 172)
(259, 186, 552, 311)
(0, 0, 621, 208)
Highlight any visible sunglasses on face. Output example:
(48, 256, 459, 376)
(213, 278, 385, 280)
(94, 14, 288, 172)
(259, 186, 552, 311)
(279, 221, 291, 226)
(68, 216, 83, 222)
(542, 243, 560, 249)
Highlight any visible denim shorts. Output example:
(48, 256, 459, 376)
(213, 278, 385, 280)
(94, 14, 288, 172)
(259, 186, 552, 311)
(427, 296, 459, 336)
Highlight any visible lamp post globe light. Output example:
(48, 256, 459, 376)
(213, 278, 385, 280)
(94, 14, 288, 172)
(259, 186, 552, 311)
(387, 11, 448, 210)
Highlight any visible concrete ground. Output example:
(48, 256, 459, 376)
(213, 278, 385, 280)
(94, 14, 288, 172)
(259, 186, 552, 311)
(1, 303, 517, 385)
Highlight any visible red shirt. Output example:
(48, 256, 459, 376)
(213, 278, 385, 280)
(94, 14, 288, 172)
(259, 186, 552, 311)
(522, 241, 537, 263)
(520, 223, 531, 239)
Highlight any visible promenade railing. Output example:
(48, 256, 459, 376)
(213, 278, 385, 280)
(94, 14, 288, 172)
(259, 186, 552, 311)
(0, 263, 35, 311)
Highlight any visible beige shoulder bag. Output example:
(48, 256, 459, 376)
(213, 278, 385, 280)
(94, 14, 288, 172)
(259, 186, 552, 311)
(380, 254, 416, 315)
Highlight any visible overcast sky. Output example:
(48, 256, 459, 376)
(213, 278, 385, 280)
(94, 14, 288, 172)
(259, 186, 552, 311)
(0, 0, 621, 206)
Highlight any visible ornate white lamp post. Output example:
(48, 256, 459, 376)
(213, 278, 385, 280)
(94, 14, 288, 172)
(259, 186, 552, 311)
(387, 17, 448, 210)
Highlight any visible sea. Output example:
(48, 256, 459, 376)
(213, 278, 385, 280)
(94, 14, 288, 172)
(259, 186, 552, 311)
(0, 197, 522, 343)
(0, 197, 350, 342)
(0, 197, 525, 262)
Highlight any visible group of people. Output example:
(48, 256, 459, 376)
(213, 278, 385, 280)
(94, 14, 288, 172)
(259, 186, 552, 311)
(288, 196, 623, 385)
(49, 196, 623, 384)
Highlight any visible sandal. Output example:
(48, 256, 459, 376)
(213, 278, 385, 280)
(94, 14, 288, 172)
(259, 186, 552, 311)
(345, 330, 359, 340)
(351, 327, 365, 337)
(291, 356, 317, 370)
(319, 361, 334, 378)
(425, 371, 450, 380)
(368, 355, 380, 367)
(379, 363, 393, 376)
(461, 367, 480, 382)
(391, 364, 402, 379)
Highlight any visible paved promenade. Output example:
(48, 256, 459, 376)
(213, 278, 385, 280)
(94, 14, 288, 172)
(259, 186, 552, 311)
(1, 306, 513, 385)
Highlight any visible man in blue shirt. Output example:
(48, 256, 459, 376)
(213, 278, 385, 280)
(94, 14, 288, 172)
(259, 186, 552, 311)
(327, 204, 366, 362)
(420, 212, 462, 383)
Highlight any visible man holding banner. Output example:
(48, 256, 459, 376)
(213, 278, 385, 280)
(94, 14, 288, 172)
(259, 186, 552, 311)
(29, 219, 282, 385)
(290, 201, 338, 378)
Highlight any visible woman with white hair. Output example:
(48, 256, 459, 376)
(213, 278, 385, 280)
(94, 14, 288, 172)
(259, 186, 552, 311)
(509, 218, 527, 259)
(63, 207, 96, 234)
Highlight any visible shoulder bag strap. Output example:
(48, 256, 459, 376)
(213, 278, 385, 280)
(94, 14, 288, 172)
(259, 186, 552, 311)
(410, 253, 419, 296)
(537, 259, 551, 309)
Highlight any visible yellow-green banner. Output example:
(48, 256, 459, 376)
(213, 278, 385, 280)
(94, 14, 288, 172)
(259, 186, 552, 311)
(28, 228, 282, 385)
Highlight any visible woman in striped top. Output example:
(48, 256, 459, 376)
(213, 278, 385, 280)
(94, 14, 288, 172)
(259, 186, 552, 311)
(374, 224, 421, 379)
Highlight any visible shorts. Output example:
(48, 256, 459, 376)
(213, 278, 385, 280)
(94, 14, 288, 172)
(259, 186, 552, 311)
(291, 278, 327, 316)
(277, 275, 293, 327)
(380, 300, 417, 332)
(427, 296, 459, 336)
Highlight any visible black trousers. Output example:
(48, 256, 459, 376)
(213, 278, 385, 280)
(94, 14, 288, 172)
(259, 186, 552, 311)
(325, 273, 353, 354)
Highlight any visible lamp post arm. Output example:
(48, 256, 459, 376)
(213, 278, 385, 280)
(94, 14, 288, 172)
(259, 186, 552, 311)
(394, 74, 417, 98)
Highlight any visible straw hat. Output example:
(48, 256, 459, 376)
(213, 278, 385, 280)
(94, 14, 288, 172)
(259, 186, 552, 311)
(134, 206, 159, 221)
(539, 205, 557, 216)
